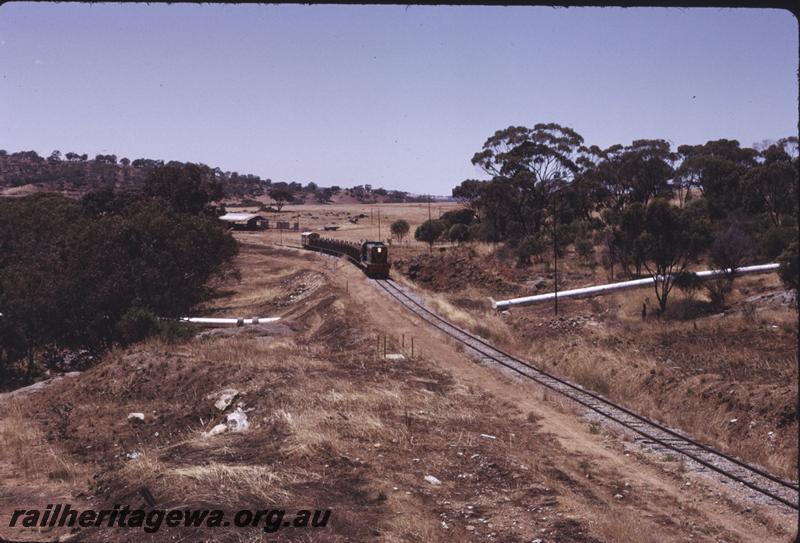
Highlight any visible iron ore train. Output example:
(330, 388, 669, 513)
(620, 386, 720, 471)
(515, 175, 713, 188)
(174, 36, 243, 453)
(301, 232, 390, 279)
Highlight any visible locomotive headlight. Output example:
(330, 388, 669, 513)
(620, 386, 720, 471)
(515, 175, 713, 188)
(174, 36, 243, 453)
(376, 248, 382, 253)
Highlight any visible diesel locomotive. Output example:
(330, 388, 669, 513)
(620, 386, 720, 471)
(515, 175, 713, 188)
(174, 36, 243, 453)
(300, 232, 390, 279)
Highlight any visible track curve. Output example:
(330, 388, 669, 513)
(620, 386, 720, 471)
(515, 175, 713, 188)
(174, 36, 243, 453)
(373, 277, 799, 511)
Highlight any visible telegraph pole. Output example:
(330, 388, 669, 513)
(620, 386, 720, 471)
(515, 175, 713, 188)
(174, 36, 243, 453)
(552, 188, 558, 316)
(427, 195, 433, 253)
(377, 209, 381, 240)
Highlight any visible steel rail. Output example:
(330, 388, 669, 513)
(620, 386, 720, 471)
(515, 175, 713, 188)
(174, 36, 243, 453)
(287, 238, 798, 510)
(373, 277, 799, 510)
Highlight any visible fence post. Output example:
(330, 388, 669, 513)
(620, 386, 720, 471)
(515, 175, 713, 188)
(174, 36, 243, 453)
(411, 337, 414, 359)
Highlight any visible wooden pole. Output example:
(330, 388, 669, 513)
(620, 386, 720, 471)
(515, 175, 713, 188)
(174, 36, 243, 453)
(553, 190, 558, 316)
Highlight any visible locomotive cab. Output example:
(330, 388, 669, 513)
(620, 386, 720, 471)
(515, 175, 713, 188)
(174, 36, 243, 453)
(361, 241, 390, 278)
(301, 232, 320, 247)
(362, 241, 387, 265)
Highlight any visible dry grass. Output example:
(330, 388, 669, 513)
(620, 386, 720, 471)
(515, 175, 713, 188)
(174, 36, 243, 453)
(428, 292, 513, 346)
(0, 398, 81, 482)
(409, 249, 799, 481)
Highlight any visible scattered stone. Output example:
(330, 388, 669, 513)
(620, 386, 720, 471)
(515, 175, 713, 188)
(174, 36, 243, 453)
(614, 493, 624, 499)
(202, 423, 228, 438)
(127, 412, 145, 423)
(226, 407, 250, 432)
(466, 526, 475, 531)
(385, 353, 405, 361)
(424, 475, 442, 486)
(126, 451, 142, 460)
(211, 389, 240, 412)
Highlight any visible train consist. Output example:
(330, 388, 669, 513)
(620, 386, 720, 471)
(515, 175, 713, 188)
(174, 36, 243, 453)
(300, 232, 390, 278)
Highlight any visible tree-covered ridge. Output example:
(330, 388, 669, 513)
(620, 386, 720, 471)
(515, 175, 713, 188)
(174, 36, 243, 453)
(0, 149, 425, 204)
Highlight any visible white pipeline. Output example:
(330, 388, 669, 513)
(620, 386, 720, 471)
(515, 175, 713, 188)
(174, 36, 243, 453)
(179, 317, 281, 326)
(491, 263, 780, 310)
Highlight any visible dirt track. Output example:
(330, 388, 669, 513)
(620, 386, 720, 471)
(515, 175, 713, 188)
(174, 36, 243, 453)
(280, 242, 798, 541)
(0, 239, 796, 542)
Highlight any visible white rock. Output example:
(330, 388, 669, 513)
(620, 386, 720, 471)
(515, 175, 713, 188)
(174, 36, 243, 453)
(424, 475, 442, 486)
(202, 423, 227, 438)
(212, 389, 239, 411)
(126, 451, 142, 460)
(614, 493, 624, 499)
(226, 407, 250, 432)
(127, 412, 145, 422)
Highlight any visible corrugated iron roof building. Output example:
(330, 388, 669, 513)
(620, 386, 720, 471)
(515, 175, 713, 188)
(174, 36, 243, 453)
(218, 212, 268, 230)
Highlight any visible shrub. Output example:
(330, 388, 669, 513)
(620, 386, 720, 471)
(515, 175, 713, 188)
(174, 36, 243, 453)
(711, 224, 754, 276)
(758, 226, 796, 260)
(390, 219, 410, 242)
(440, 208, 475, 228)
(0, 191, 236, 384)
(575, 238, 595, 262)
(673, 271, 703, 301)
(414, 219, 446, 249)
(515, 235, 545, 267)
(115, 308, 160, 346)
(778, 241, 798, 298)
(448, 223, 470, 243)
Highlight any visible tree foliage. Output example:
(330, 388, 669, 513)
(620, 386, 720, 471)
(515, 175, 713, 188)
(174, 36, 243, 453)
(390, 219, 410, 242)
(268, 186, 294, 212)
(414, 219, 446, 249)
(144, 162, 223, 215)
(453, 123, 798, 304)
(639, 199, 711, 311)
(0, 178, 237, 385)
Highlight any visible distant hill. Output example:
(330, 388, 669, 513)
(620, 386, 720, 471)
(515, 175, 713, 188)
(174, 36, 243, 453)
(0, 150, 265, 199)
(0, 149, 448, 204)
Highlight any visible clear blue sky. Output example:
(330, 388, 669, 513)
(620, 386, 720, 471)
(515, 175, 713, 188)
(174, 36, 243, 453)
(0, 4, 797, 195)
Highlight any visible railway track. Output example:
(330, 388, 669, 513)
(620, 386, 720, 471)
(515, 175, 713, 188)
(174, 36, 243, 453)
(373, 277, 800, 511)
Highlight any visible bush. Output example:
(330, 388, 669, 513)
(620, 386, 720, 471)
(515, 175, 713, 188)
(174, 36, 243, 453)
(448, 223, 470, 243)
(759, 226, 796, 260)
(156, 320, 195, 344)
(711, 224, 754, 275)
(440, 208, 475, 228)
(673, 271, 703, 301)
(574, 238, 595, 262)
(414, 219, 446, 248)
(115, 308, 161, 346)
(390, 219, 410, 242)
(469, 221, 500, 242)
(0, 191, 236, 383)
(778, 241, 798, 297)
(515, 235, 545, 267)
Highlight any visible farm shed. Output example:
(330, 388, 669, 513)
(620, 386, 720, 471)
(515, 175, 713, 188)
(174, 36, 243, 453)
(218, 212, 269, 231)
